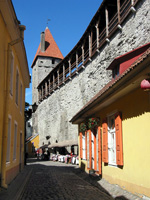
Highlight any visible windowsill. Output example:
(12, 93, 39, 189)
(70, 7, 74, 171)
(15, 102, 18, 108)
(108, 163, 117, 167)
(9, 93, 13, 99)
(6, 162, 10, 167)
(13, 159, 16, 163)
(81, 158, 86, 160)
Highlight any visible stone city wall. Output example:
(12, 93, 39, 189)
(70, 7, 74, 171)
(32, 57, 62, 133)
(36, 0, 150, 146)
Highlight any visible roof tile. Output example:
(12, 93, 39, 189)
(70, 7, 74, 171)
(31, 27, 63, 67)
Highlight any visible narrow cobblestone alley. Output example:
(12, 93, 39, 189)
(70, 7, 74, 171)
(0, 158, 143, 200)
(19, 159, 113, 200)
(15, 159, 142, 200)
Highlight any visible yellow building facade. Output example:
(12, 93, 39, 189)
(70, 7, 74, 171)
(0, 0, 30, 188)
(71, 46, 150, 198)
(26, 134, 39, 156)
(98, 88, 150, 197)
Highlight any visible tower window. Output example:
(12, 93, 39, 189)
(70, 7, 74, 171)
(52, 59, 55, 64)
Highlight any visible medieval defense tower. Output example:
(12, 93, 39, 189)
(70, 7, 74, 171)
(31, 27, 63, 134)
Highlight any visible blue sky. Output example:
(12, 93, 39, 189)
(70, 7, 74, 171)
(12, 0, 102, 105)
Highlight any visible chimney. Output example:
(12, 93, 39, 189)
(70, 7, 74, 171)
(19, 25, 26, 40)
(41, 32, 45, 52)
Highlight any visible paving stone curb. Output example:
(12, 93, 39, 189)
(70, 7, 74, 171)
(0, 166, 32, 200)
(14, 167, 33, 200)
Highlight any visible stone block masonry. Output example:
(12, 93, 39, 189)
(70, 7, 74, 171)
(32, 57, 62, 133)
(34, 0, 150, 147)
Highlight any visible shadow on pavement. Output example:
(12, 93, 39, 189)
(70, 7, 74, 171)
(115, 196, 129, 200)
(23, 158, 131, 200)
(0, 157, 135, 200)
(73, 167, 111, 196)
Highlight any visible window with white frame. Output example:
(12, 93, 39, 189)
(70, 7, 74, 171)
(15, 69, 19, 105)
(20, 83, 23, 112)
(10, 52, 14, 95)
(108, 114, 116, 165)
(82, 133, 86, 160)
(102, 112, 123, 166)
(6, 116, 12, 163)
(13, 122, 18, 160)
(20, 132, 22, 163)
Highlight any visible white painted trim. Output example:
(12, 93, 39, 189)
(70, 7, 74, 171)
(13, 121, 18, 160)
(6, 162, 10, 167)
(9, 50, 14, 96)
(14, 120, 18, 126)
(8, 114, 12, 120)
(6, 115, 12, 163)
(15, 66, 19, 106)
(20, 81, 23, 114)
(82, 133, 86, 160)
(107, 111, 117, 166)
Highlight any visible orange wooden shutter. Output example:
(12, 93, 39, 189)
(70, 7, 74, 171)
(80, 132, 83, 159)
(98, 126, 102, 174)
(85, 131, 87, 160)
(115, 112, 123, 166)
(89, 130, 92, 169)
(87, 131, 90, 169)
(102, 119, 108, 163)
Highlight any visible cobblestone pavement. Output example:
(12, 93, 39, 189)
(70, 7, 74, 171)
(19, 160, 112, 200)
(74, 169, 143, 200)
(18, 159, 142, 200)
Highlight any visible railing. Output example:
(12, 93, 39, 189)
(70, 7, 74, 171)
(47, 84, 50, 94)
(39, 90, 42, 101)
(59, 72, 64, 85)
(108, 12, 118, 36)
(78, 54, 83, 70)
(71, 61, 77, 76)
(120, 0, 132, 22)
(54, 77, 58, 89)
(134, 0, 139, 3)
(84, 49, 89, 64)
(43, 88, 45, 98)
(71, 61, 76, 70)
(92, 39, 97, 56)
(99, 28, 106, 47)
(50, 82, 53, 93)
(39, 0, 139, 101)
(65, 67, 70, 79)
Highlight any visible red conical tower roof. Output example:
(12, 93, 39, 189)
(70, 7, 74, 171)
(31, 27, 63, 67)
